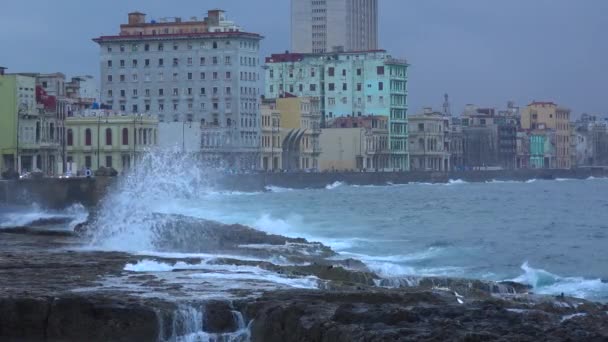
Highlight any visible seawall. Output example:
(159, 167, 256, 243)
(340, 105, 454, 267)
(1, 168, 606, 209)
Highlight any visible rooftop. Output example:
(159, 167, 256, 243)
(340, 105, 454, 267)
(265, 49, 391, 63)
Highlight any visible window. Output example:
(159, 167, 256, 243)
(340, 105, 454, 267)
(225, 71, 231, 79)
(120, 45, 125, 52)
(212, 42, 218, 49)
(159, 89, 164, 96)
(342, 69, 346, 76)
(357, 68, 362, 76)
(225, 56, 231, 65)
(122, 128, 129, 145)
(173, 58, 179, 66)
(108, 90, 113, 97)
(187, 57, 192, 66)
(187, 88, 193, 95)
(213, 87, 218, 95)
(132, 74, 138, 81)
(107, 60, 112, 68)
(299, 84, 303, 92)
(342, 83, 347, 91)
(328, 83, 335, 91)
(120, 89, 126, 97)
(120, 60, 125, 67)
(200, 57, 206, 65)
(173, 88, 178, 96)
(173, 103, 178, 111)
(173, 73, 178, 81)
(328, 67, 335, 76)
(145, 89, 150, 97)
(85, 129, 92, 146)
(213, 72, 218, 80)
(107, 46, 112, 53)
(357, 83, 362, 91)
(132, 104, 138, 112)
(328, 97, 335, 105)
(200, 72, 206, 80)
(67, 129, 73, 146)
(377, 66, 385, 75)
(367, 95, 372, 103)
(173, 44, 178, 51)
(310, 84, 316, 91)
(120, 75, 125, 82)
(144, 44, 149, 51)
(212, 57, 218, 65)
(226, 87, 231, 95)
(132, 89, 138, 96)
(158, 58, 164, 67)
(188, 72, 193, 80)
(105, 156, 112, 168)
(132, 59, 138, 67)
(159, 103, 164, 111)
(105, 128, 112, 145)
(145, 59, 150, 67)
(85, 156, 92, 168)
(158, 43, 164, 51)
(107, 75, 112, 82)
(200, 87, 206, 95)
(378, 82, 384, 91)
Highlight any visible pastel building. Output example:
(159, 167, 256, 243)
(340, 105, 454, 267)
(65, 110, 158, 173)
(264, 50, 409, 170)
(521, 102, 571, 169)
(408, 108, 451, 171)
(0, 73, 39, 173)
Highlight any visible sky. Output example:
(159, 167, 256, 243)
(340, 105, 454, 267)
(1, 0, 607, 117)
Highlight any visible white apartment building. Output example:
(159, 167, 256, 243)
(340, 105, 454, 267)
(94, 10, 263, 168)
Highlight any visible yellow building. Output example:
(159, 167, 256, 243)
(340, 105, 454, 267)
(65, 110, 158, 174)
(275, 97, 322, 170)
(521, 102, 571, 169)
(260, 103, 282, 171)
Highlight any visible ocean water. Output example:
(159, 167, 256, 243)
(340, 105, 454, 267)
(147, 178, 608, 301)
(3, 151, 608, 302)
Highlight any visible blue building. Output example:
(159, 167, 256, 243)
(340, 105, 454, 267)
(264, 50, 409, 170)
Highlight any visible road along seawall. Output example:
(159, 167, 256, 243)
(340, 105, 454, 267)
(1, 168, 606, 209)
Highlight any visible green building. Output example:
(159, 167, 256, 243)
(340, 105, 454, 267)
(264, 50, 409, 170)
(0, 72, 39, 173)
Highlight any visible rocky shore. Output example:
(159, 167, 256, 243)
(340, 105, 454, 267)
(1, 218, 607, 341)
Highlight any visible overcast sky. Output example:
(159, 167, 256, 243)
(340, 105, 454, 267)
(1, 0, 606, 116)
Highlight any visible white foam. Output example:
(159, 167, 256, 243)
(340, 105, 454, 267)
(525, 179, 537, 184)
(265, 185, 294, 193)
(325, 181, 344, 190)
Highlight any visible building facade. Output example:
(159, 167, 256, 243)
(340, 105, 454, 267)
(275, 96, 322, 171)
(407, 108, 450, 171)
(0, 73, 39, 174)
(94, 10, 263, 169)
(521, 102, 571, 169)
(260, 102, 282, 171)
(329, 115, 389, 170)
(65, 110, 158, 174)
(265, 50, 408, 170)
(291, 0, 378, 53)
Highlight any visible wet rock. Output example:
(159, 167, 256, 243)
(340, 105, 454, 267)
(203, 301, 238, 333)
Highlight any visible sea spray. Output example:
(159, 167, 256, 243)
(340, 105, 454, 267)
(89, 149, 218, 251)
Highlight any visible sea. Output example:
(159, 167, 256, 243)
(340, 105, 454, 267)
(2, 152, 608, 303)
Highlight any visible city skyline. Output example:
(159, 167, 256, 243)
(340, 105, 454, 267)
(1, 0, 607, 116)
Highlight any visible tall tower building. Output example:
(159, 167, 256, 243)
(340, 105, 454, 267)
(291, 0, 378, 53)
(94, 10, 263, 168)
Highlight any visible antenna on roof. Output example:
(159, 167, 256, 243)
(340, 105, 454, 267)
(443, 93, 452, 116)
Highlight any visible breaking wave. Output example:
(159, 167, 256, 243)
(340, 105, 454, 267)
(512, 262, 608, 301)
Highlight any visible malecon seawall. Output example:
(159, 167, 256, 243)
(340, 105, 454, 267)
(1, 168, 606, 209)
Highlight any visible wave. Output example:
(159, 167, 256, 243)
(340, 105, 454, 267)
(325, 181, 345, 190)
(512, 262, 608, 300)
(264, 185, 295, 193)
(0, 203, 88, 230)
